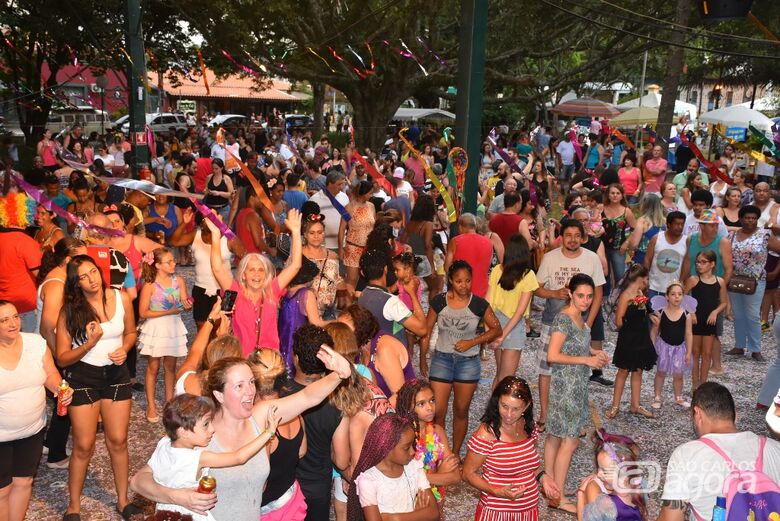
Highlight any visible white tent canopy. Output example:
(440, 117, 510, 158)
(736, 97, 778, 112)
(699, 105, 775, 132)
(393, 108, 456, 121)
(617, 85, 698, 121)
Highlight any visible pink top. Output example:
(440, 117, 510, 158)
(618, 167, 640, 197)
(40, 140, 57, 167)
(230, 278, 285, 355)
(643, 158, 668, 194)
(397, 277, 423, 310)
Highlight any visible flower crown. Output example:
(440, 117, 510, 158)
(267, 178, 278, 189)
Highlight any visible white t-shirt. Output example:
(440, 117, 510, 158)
(356, 458, 430, 514)
(683, 214, 729, 238)
(556, 140, 576, 165)
(536, 247, 606, 324)
(148, 436, 215, 521)
(396, 180, 414, 198)
(0, 333, 48, 442)
(662, 432, 780, 520)
(309, 189, 350, 250)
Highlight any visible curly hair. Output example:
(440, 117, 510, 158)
(292, 324, 333, 375)
(342, 304, 379, 348)
(480, 376, 534, 439)
(346, 414, 413, 521)
(328, 367, 370, 417)
(63, 255, 107, 343)
(395, 379, 433, 433)
(410, 194, 436, 222)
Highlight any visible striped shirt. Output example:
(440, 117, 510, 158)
(467, 428, 541, 520)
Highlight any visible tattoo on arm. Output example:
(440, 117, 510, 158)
(661, 499, 689, 511)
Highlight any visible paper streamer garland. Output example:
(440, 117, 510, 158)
(221, 50, 263, 78)
(726, 138, 780, 167)
(190, 197, 236, 240)
(612, 129, 635, 149)
(196, 49, 210, 95)
(97, 177, 205, 199)
(749, 124, 778, 157)
(399, 128, 455, 223)
(678, 133, 732, 185)
(12, 174, 124, 237)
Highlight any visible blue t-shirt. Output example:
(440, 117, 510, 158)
(283, 190, 308, 211)
(51, 192, 73, 229)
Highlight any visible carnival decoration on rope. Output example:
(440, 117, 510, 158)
(448, 147, 468, 214)
(487, 128, 539, 206)
(612, 128, 636, 149)
(750, 124, 779, 157)
(221, 50, 263, 78)
(96, 177, 204, 200)
(196, 48, 210, 95)
(678, 132, 732, 185)
(190, 197, 237, 240)
(399, 128, 456, 223)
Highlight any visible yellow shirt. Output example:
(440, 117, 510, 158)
(488, 267, 539, 318)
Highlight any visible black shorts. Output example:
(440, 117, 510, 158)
(590, 309, 605, 342)
(0, 428, 45, 488)
(767, 255, 780, 290)
(63, 361, 132, 406)
(192, 285, 219, 323)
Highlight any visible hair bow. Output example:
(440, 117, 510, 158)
(104, 204, 119, 212)
(143, 251, 155, 265)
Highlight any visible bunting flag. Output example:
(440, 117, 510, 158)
(749, 124, 779, 157)
(190, 197, 236, 240)
(196, 48, 210, 95)
(612, 129, 635, 149)
(12, 174, 123, 236)
(399, 128, 455, 223)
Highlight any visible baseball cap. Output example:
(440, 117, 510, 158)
(393, 167, 405, 179)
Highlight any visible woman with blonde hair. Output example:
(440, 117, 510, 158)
(248, 349, 309, 521)
(206, 208, 303, 355)
(625, 194, 666, 266)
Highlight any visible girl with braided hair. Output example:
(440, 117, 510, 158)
(396, 379, 460, 510)
(347, 413, 438, 521)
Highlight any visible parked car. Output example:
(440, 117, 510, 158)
(208, 114, 248, 130)
(121, 112, 188, 134)
(47, 107, 110, 135)
(284, 114, 314, 130)
(111, 115, 129, 131)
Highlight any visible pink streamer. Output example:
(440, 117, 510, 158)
(190, 198, 237, 240)
(221, 50, 263, 78)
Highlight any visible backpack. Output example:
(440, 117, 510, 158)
(694, 436, 780, 521)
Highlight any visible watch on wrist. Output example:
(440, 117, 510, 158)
(207, 317, 217, 326)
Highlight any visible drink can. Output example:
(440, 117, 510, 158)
(57, 379, 70, 416)
(198, 475, 216, 494)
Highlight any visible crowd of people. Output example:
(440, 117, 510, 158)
(1, 116, 780, 521)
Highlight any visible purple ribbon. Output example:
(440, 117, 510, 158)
(12, 174, 123, 237)
(190, 197, 237, 240)
(487, 129, 538, 207)
(322, 188, 351, 222)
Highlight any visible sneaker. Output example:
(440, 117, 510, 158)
(46, 457, 69, 469)
(589, 374, 614, 386)
(762, 321, 771, 333)
(526, 329, 541, 339)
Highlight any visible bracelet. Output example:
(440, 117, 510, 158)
(535, 471, 545, 483)
(207, 317, 217, 326)
(262, 428, 276, 439)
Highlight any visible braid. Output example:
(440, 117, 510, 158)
(346, 414, 411, 521)
(395, 379, 432, 433)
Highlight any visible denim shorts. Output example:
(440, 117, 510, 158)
(429, 351, 481, 384)
(495, 310, 526, 350)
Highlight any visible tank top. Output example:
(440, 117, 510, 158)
(207, 417, 270, 521)
(687, 234, 724, 277)
(146, 203, 178, 241)
(75, 289, 126, 367)
(759, 201, 776, 228)
(721, 211, 741, 228)
(203, 176, 229, 208)
(150, 279, 183, 311)
(585, 145, 601, 169)
(123, 235, 143, 286)
(236, 207, 263, 255)
(648, 232, 688, 293)
(368, 332, 416, 398)
(406, 226, 427, 255)
(193, 229, 231, 295)
(262, 420, 304, 505)
(174, 370, 196, 396)
(659, 310, 686, 345)
(36, 277, 65, 332)
(632, 224, 663, 265)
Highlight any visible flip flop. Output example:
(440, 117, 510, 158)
(549, 501, 577, 517)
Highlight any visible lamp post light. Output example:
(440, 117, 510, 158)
(95, 74, 109, 135)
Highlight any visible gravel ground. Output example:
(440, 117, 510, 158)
(26, 267, 777, 520)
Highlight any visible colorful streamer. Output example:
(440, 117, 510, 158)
(416, 36, 446, 66)
(307, 47, 336, 73)
(3, 37, 32, 63)
(364, 42, 376, 74)
(196, 49, 210, 95)
(119, 47, 134, 66)
(65, 44, 79, 66)
(612, 129, 635, 149)
(726, 138, 780, 167)
(12, 174, 123, 237)
(399, 40, 428, 76)
(399, 128, 455, 223)
(448, 147, 468, 214)
(678, 133, 732, 185)
(322, 187, 351, 222)
(749, 125, 778, 156)
(221, 50, 262, 78)
(220, 140, 280, 233)
(190, 197, 236, 240)
(98, 177, 204, 199)
(243, 52, 268, 73)
(352, 151, 395, 198)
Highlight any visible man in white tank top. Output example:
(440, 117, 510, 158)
(644, 210, 687, 297)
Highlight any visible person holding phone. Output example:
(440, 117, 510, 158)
(204, 208, 303, 357)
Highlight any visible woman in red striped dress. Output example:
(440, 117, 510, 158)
(463, 376, 560, 521)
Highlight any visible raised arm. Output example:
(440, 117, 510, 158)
(202, 218, 234, 291)
(276, 209, 303, 290)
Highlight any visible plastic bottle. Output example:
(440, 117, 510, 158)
(711, 496, 726, 521)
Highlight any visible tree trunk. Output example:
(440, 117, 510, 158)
(656, 0, 691, 156)
(311, 82, 325, 139)
(349, 89, 408, 152)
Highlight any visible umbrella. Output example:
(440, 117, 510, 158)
(699, 105, 775, 132)
(550, 97, 620, 118)
(610, 106, 660, 127)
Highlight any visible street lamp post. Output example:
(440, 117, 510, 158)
(95, 74, 109, 135)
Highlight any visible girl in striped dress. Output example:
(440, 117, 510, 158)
(463, 377, 560, 521)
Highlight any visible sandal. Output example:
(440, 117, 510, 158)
(549, 500, 577, 517)
(535, 420, 546, 433)
(146, 414, 160, 424)
(630, 406, 655, 419)
(116, 503, 142, 521)
(651, 396, 662, 410)
(605, 406, 619, 419)
(675, 396, 691, 408)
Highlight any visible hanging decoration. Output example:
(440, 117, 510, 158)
(190, 197, 237, 240)
(399, 128, 455, 223)
(416, 36, 446, 66)
(307, 47, 336, 73)
(611, 129, 636, 149)
(448, 147, 468, 214)
(221, 50, 263, 78)
(196, 48, 210, 95)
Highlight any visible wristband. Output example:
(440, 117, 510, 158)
(207, 317, 217, 326)
(262, 428, 276, 440)
(535, 471, 545, 483)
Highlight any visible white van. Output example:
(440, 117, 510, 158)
(47, 107, 109, 135)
